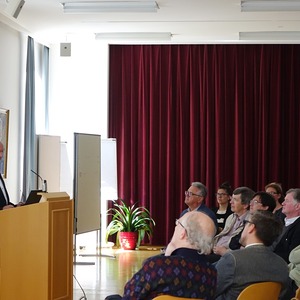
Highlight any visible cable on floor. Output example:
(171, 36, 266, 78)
(73, 274, 87, 300)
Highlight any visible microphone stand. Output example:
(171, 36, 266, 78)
(31, 170, 47, 192)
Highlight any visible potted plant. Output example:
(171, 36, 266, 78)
(106, 199, 155, 250)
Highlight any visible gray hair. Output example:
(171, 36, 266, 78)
(286, 188, 300, 203)
(183, 211, 215, 255)
(233, 186, 255, 206)
(191, 182, 207, 198)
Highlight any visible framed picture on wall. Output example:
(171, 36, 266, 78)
(0, 108, 9, 178)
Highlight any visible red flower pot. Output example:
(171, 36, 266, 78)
(119, 232, 138, 250)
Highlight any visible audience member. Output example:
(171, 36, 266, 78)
(249, 191, 276, 213)
(273, 188, 300, 263)
(228, 191, 277, 251)
(287, 245, 300, 298)
(105, 211, 217, 300)
(265, 182, 286, 223)
(212, 182, 233, 231)
(180, 182, 218, 230)
(0, 141, 4, 174)
(208, 187, 254, 262)
(215, 210, 289, 300)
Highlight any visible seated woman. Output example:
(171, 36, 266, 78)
(265, 182, 286, 223)
(212, 182, 233, 231)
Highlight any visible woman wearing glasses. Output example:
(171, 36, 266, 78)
(265, 182, 286, 223)
(249, 191, 276, 213)
(212, 182, 233, 231)
(229, 191, 276, 251)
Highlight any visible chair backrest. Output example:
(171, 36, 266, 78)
(237, 281, 282, 300)
(153, 295, 202, 300)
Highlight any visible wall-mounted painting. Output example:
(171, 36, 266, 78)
(0, 108, 9, 178)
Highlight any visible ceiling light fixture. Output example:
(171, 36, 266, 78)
(239, 31, 300, 40)
(241, 0, 300, 11)
(62, 1, 159, 13)
(95, 32, 172, 41)
(5, 0, 25, 18)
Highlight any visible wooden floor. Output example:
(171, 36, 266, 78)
(73, 246, 162, 300)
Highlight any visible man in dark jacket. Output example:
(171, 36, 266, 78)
(273, 188, 300, 263)
(0, 173, 15, 209)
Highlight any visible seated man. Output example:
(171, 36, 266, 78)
(273, 188, 300, 263)
(105, 211, 217, 300)
(215, 210, 289, 300)
(208, 186, 254, 262)
(180, 181, 218, 230)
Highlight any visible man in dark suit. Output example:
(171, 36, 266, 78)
(273, 188, 300, 263)
(215, 210, 289, 300)
(0, 173, 15, 209)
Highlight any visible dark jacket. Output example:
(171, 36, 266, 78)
(274, 217, 300, 263)
(0, 173, 13, 209)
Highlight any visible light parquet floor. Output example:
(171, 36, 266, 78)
(73, 246, 162, 300)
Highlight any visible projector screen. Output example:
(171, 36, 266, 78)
(73, 133, 101, 234)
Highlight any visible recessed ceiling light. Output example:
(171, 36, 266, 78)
(62, 1, 159, 13)
(95, 32, 172, 41)
(241, 0, 300, 11)
(239, 31, 300, 40)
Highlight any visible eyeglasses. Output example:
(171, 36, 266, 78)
(175, 219, 186, 229)
(243, 220, 254, 226)
(215, 193, 229, 197)
(175, 219, 188, 236)
(251, 199, 262, 205)
(268, 191, 279, 195)
(185, 191, 201, 197)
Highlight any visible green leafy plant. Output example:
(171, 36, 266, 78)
(106, 199, 156, 248)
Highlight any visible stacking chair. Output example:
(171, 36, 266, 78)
(237, 281, 282, 300)
(153, 295, 202, 300)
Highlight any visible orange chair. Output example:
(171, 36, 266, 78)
(153, 295, 202, 300)
(237, 281, 282, 300)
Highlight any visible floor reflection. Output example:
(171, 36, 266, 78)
(73, 247, 161, 300)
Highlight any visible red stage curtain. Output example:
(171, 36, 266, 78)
(108, 45, 300, 245)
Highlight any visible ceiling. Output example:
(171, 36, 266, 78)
(1, 0, 300, 45)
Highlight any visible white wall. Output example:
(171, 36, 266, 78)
(48, 39, 110, 249)
(0, 24, 110, 248)
(48, 39, 109, 198)
(0, 22, 26, 203)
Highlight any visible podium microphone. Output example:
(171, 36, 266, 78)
(31, 169, 47, 192)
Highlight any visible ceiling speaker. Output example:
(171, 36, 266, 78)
(60, 43, 71, 57)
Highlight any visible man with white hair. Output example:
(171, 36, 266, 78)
(105, 211, 217, 300)
(273, 188, 300, 263)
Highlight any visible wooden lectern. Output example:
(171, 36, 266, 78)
(0, 192, 73, 300)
